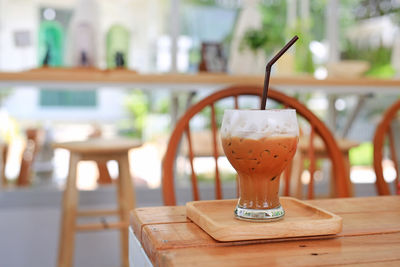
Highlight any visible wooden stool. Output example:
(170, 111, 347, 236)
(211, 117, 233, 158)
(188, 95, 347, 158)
(54, 138, 141, 267)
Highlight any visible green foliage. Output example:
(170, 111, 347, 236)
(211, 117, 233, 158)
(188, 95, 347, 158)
(349, 142, 373, 166)
(199, 104, 225, 129)
(365, 64, 396, 79)
(240, 29, 270, 53)
(155, 97, 171, 114)
(343, 42, 391, 65)
(240, 1, 286, 56)
(342, 42, 395, 78)
(183, 0, 239, 9)
(196, 171, 236, 183)
(289, 20, 315, 74)
(124, 90, 149, 138)
(188, 48, 201, 67)
(309, 0, 327, 41)
(303, 158, 323, 170)
(338, 0, 361, 49)
(338, 1, 397, 78)
(184, 0, 216, 6)
(0, 89, 12, 107)
(240, 1, 316, 74)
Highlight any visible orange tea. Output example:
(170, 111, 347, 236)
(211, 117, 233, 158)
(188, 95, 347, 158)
(222, 135, 298, 209)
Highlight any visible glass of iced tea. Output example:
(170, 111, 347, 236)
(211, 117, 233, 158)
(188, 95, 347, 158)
(221, 109, 299, 221)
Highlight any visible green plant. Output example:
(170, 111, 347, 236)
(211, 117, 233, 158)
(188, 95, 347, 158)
(342, 42, 395, 78)
(155, 97, 171, 114)
(0, 88, 12, 107)
(309, 0, 327, 41)
(349, 142, 373, 166)
(124, 90, 149, 138)
(240, 2, 315, 74)
(196, 171, 236, 183)
(289, 20, 315, 74)
(199, 104, 226, 129)
(240, 1, 286, 56)
(240, 29, 270, 53)
(184, 0, 215, 6)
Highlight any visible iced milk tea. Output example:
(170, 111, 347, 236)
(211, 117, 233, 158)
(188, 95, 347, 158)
(221, 109, 299, 221)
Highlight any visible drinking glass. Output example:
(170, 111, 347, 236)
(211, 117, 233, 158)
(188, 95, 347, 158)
(221, 109, 299, 221)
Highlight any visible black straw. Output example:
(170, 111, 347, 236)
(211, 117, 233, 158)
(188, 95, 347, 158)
(260, 35, 299, 110)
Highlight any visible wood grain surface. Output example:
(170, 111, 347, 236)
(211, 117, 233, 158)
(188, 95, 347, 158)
(158, 232, 400, 267)
(131, 196, 400, 267)
(1, 69, 400, 89)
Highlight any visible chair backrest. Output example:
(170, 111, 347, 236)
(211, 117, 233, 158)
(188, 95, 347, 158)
(162, 85, 350, 205)
(16, 128, 39, 186)
(373, 99, 400, 195)
(0, 143, 7, 187)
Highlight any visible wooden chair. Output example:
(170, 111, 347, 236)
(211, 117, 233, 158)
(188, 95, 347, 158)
(54, 138, 141, 267)
(373, 99, 400, 195)
(0, 129, 37, 187)
(162, 85, 350, 206)
(0, 142, 7, 187)
(296, 135, 359, 198)
(16, 128, 39, 186)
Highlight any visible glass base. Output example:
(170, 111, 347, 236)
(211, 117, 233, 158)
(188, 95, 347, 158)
(234, 205, 285, 222)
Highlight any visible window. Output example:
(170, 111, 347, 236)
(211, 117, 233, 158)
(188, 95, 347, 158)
(40, 90, 97, 107)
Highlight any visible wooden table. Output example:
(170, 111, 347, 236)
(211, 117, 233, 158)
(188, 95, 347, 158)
(130, 196, 400, 266)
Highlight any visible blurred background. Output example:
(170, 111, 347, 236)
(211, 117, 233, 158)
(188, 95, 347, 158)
(0, 0, 399, 266)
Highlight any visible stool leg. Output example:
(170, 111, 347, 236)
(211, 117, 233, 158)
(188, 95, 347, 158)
(117, 154, 136, 267)
(96, 161, 113, 184)
(58, 153, 80, 267)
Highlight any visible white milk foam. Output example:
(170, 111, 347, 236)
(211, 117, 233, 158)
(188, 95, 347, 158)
(220, 109, 299, 139)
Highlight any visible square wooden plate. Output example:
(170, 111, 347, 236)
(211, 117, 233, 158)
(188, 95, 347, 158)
(186, 197, 342, 242)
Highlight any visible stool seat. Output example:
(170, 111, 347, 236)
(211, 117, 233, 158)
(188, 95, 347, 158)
(53, 137, 141, 154)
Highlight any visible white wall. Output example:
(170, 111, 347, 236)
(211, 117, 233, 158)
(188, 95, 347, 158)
(0, 0, 38, 70)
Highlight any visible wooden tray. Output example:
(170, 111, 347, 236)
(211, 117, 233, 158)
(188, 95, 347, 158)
(186, 197, 342, 242)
